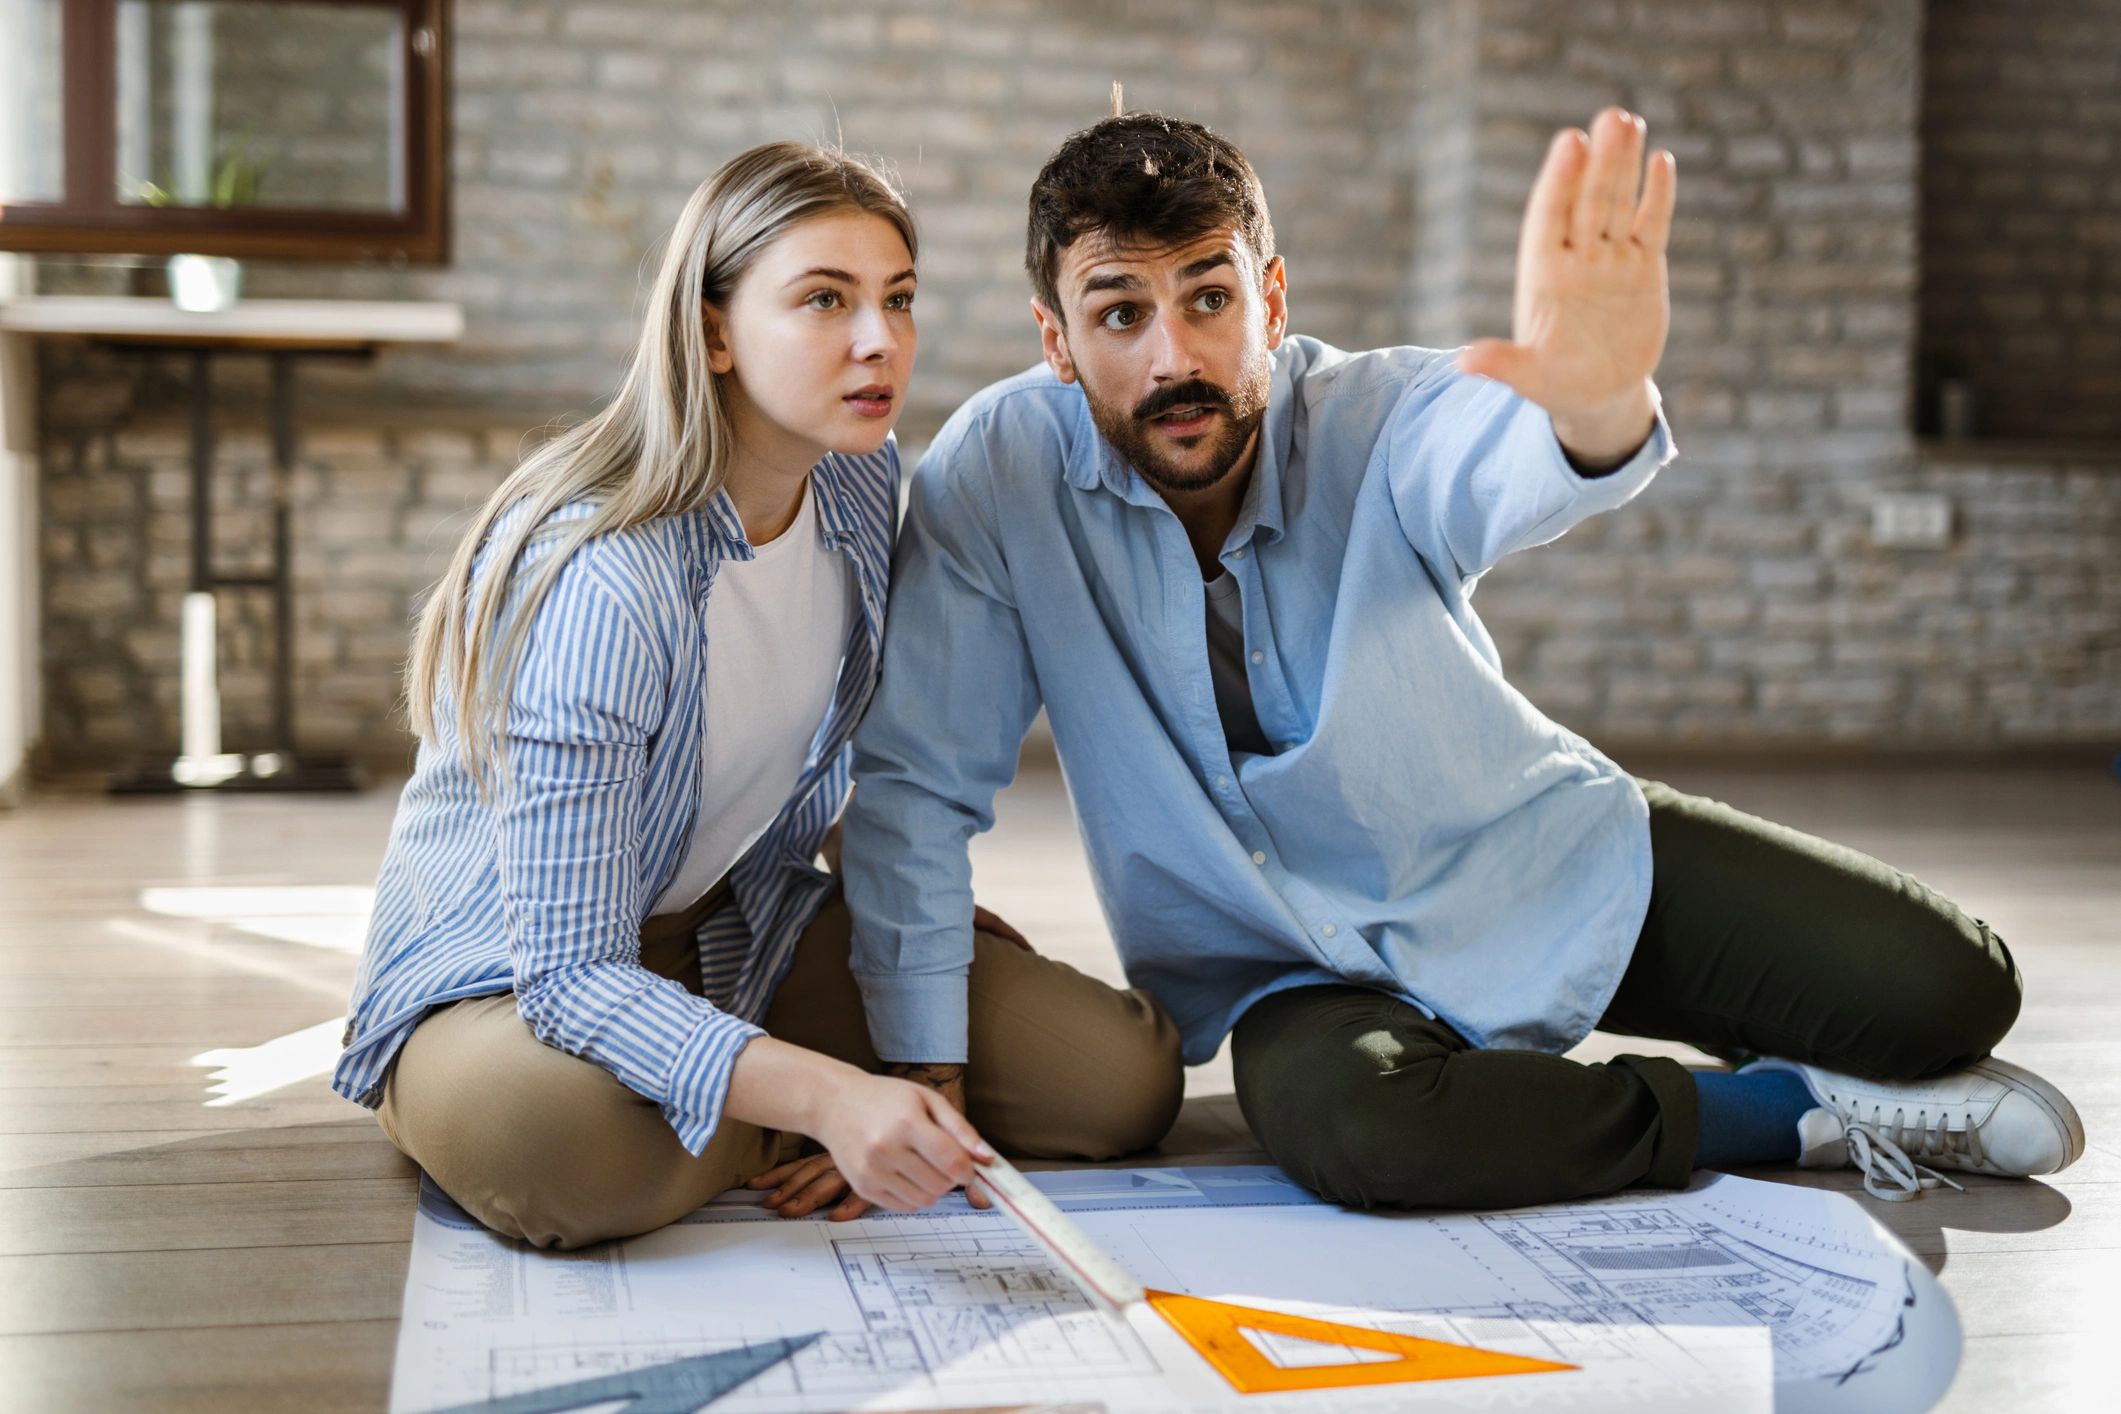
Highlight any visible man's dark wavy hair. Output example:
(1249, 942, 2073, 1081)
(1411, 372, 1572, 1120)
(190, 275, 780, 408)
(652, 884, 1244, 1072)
(1026, 112, 1276, 323)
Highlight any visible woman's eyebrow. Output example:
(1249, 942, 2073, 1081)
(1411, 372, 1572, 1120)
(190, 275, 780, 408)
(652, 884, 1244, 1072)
(782, 266, 919, 288)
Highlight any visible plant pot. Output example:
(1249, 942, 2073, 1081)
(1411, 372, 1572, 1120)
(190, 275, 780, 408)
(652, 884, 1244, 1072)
(167, 254, 243, 313)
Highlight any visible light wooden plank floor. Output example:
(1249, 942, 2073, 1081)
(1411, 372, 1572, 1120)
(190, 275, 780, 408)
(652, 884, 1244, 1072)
(1, 756, 2114, 1411)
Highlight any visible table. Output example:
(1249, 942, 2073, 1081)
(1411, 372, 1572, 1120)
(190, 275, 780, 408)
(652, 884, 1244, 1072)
(0, 296, 463, 792)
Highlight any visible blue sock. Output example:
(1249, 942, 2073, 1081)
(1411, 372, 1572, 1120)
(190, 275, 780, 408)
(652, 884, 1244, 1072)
(1692, 1068, 1816, 1168)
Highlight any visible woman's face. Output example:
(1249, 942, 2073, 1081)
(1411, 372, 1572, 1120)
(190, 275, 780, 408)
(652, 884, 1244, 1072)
(710, 209, 917, 465)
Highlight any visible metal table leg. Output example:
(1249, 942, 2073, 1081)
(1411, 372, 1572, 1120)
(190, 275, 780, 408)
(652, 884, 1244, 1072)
(110, 348, 361, 794)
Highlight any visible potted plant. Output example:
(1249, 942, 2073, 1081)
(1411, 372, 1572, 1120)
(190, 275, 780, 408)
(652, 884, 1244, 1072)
(131, 137, 265, 313)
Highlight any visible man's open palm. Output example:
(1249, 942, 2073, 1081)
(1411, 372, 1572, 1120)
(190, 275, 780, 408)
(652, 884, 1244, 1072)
(1458, 108, 1675, 428)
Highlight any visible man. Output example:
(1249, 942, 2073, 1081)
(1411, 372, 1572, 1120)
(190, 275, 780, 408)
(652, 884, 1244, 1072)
(839, 108, 2083, 1211)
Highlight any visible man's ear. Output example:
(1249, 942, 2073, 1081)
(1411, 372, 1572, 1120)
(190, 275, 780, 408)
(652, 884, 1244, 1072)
(1030, 297, 1078, 385)
(701, 298, 735, 375)
(1261, 256, 1290, 353)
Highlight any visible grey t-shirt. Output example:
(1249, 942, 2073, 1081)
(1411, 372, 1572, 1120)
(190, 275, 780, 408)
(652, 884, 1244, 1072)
(1203, 570, 1273, 756)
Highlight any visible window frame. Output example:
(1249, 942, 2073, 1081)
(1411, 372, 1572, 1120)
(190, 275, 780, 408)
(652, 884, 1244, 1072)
(0, 0, 450, 262)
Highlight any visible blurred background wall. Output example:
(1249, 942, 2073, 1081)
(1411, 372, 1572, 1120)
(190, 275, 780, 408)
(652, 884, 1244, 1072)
(28, 0, 2121, 768)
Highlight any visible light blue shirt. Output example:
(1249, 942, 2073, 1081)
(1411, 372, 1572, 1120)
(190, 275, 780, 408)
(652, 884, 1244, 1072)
(841, 338, 1674, 1065)
(333, 443, 900, 1154)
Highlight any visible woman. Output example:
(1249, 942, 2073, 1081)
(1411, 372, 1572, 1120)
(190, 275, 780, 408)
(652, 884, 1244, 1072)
(333, 143, 1182, 1250)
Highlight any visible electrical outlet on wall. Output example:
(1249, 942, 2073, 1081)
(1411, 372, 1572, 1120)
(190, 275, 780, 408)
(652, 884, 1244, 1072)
(1871, 493, 1953, 549)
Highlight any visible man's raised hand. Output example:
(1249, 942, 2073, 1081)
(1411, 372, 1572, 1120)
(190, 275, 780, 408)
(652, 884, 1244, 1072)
(1456, 107, 1675, 469)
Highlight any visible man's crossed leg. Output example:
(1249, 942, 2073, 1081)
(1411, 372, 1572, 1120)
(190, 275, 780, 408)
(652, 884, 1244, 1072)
(1233, 779, 2080, 1209)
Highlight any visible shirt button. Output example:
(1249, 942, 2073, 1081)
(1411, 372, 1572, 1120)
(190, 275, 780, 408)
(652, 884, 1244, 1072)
(1321, 923, 1338, 938)
(1249, 649, 1264, 664)
(1251, 850, 1267, 865)
(1232, 548, 1247, 560)
(1215, 775, 1231, 791)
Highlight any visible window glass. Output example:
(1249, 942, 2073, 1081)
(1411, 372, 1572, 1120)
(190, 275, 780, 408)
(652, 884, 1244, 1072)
(115, 0, 406, 212)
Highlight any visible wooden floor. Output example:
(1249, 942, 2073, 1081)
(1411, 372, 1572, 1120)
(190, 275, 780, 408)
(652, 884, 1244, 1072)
(1, 756, 2114, 1411)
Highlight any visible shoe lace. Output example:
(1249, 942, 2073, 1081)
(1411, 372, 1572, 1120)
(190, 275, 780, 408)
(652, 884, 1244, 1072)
(1842, 1111, 1970, 1203)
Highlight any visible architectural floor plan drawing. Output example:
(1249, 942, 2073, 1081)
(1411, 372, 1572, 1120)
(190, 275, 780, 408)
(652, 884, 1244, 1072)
(390, 1166, 1959, 1414)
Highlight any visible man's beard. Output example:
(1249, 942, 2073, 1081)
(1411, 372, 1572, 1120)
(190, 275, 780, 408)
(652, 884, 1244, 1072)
(1082, 348, 1272, 496)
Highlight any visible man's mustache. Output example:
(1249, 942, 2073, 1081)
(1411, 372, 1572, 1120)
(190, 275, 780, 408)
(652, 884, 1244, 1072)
(1134, 380, 1232, 421)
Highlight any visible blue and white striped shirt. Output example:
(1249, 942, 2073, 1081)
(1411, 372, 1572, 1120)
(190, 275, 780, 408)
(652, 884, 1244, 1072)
(333, 441, 901, 1155)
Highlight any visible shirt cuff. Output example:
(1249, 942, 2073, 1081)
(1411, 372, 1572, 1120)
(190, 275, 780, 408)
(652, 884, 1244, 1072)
(663, 1010, 768, 1156)
(854, 970, 971, 1063)
(1546, 400, 1674, 501)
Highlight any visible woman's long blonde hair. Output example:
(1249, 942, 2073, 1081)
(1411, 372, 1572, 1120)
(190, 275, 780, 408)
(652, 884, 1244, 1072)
(405, 142, 916, 787)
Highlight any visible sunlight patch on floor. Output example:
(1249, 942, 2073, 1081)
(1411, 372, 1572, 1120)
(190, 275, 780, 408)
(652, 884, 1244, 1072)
(191, 1017, 349, 1107)
(139, 883, 374, 952)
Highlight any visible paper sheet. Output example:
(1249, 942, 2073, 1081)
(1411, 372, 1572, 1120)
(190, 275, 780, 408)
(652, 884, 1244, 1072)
(390, 1166, 1958, 1414)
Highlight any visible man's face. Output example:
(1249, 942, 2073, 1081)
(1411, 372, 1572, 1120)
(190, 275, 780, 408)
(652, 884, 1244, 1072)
(1033, 227, 1287, 496)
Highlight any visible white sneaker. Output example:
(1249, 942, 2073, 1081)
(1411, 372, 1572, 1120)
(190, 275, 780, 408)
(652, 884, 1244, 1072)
(1747, 1055, 2085, 1203)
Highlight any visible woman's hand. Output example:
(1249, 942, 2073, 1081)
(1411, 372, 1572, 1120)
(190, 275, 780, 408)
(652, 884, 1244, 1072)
(750, 1070, 994, 1220)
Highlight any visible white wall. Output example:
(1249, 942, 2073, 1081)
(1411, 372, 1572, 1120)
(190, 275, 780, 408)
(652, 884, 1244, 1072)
(0, 255, 40, 805)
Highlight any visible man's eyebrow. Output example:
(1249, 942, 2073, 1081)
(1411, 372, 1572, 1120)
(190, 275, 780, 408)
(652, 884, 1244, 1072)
(1078, 252, 1234, 298)
(1079, 270, 1145, 297)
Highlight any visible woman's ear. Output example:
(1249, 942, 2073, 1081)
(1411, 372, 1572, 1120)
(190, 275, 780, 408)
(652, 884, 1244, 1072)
(701, 298, 735, 375)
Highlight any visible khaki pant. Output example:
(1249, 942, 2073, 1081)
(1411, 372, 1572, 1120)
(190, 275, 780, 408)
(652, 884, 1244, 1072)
(377, 890, 1184, 1249)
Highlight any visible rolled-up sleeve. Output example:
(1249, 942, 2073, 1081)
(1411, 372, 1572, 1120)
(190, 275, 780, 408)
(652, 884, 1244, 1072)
(495, 553, 763, 1154)
(1386, 363, 1674, 584)
(841, 420, 1044, 1063)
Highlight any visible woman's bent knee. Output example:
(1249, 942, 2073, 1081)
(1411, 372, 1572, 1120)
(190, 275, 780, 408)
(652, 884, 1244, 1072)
(1002, 996, 1183, 1160)
(473, 1166, 693, 1250)
(1084, 1011, 1184, 1158)
(966, 937, 1185, 1160)
(382, 994, 753, 1248)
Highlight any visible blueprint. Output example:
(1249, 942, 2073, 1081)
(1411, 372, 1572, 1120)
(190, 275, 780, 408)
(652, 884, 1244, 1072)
(390, 1166, 1958, 1414)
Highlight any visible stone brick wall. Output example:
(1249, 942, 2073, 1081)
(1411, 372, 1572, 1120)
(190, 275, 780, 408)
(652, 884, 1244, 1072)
(37, 393, 532, 761)
(1460, 0, 2118, 745)
(88, 0, 1421, 432)
(31, 0, 2121, 765)
(1919, 0, 2121, 442)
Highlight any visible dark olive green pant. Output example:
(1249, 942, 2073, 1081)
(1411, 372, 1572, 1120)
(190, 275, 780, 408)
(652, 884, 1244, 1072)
(1231, 779, 2023, 1211)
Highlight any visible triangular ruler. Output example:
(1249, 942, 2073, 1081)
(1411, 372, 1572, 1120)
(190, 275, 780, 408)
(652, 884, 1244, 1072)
(422, 1333, 820, 1413)
(1146, 1289, 1575, 1392)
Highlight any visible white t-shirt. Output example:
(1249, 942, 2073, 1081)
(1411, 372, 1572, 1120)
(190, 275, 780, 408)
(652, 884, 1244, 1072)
(650, 480, 852, 915)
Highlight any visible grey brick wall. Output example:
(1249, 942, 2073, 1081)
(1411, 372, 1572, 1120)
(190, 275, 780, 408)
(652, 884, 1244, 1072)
(37, 401, 536, 760)
(1919, 0, 2121, 442)
(1458, 0, 2118, 746)
(31, 0, 2121, 764)
(100, 0, 1421, 433)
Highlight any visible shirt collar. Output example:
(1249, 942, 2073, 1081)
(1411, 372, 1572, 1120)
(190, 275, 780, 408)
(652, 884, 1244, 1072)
(694, 452, 855, 563)
(808, 454, 863, 548)
(1062, 348, 1297, 547)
